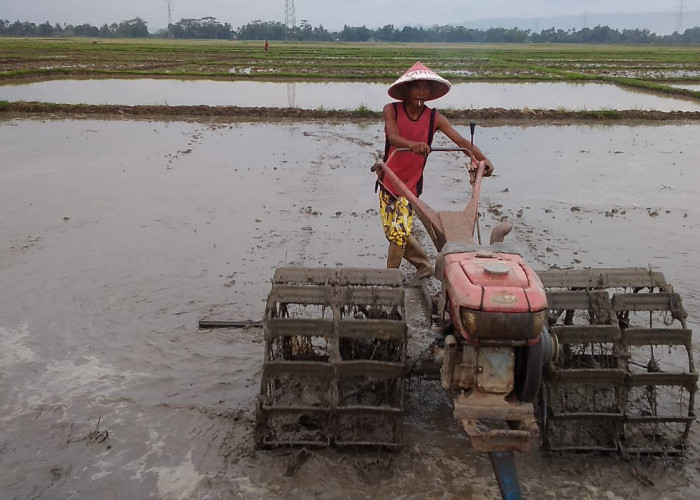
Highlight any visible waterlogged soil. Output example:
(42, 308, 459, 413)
(5, 101, 700, 125)
(1, 117, 699, 499)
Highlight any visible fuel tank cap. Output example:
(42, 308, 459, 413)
(483, 261, 511, 275)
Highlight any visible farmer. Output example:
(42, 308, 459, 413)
(264, 40, 269, 53)
(378, 62, 494, 278)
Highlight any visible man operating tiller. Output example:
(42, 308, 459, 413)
(378, 62, 494, 279)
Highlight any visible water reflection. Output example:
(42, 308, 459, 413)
(1, 79, 699, 112)
(287, 82, 296, 108)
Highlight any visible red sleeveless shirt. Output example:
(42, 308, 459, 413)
(383, 102, 436, 197)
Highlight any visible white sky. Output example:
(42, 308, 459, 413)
(3, 1, 699, 31)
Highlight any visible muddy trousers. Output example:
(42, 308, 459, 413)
(387, 236, 433, 279)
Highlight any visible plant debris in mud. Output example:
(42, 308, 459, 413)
(68, 417, 110, 447)
(283, 448, 311, 477)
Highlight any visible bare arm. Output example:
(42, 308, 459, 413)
(383, 103, 431, 156)
(434, 112, 494, 176)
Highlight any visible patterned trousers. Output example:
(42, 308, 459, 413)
(379, 189, 414, 248)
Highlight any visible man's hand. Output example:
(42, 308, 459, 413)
(483, 159, 494, 177)
(409, 141, 430, 157)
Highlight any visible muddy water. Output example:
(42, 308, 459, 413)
(1, 118, 699, 499)
(3, 79, 700, 112)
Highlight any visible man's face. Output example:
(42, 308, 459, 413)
(407, 81, 431, 104)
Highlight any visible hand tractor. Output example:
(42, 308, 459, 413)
(253, 124, 697, 498)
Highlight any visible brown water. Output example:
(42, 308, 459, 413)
(1, 118, 699, 499)
(2, 79, 700, 112)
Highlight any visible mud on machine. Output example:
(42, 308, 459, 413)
(253, 125, 697, 498)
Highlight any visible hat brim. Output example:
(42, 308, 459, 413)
(388, 79, 451, 101)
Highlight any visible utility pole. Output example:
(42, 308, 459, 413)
(285, 0, 296, 40)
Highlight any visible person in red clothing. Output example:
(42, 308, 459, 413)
(379, 62, 494, 278)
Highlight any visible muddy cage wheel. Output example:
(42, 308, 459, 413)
(514, 336, 544, 402)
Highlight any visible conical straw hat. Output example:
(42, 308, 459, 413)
(387, 62, 451, 101)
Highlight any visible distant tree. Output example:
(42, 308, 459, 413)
(236, 20, 287, 40)
(98, 24, 113, 37)
(618, 28, 653, 44)
(481, 27, 528, 43)
(297, 19, 313, 41)
(589, 25, 620, 43)
(38, 21, 54, 36)
(376, 24, 395, 42)
(313, 25, 332, 41)
(436, 25, 483, 43)
(339, 25, 370, 42)
(395, 26, 426, 42)
(6, 20, 37, 36)
(74, 23, 99, 37)
(531, 27, 572, 43)
(168, 17, 233, 39)
(1, 15, 699, 44)
(680, 27, 700, 44)
(115, 18, 148, 38)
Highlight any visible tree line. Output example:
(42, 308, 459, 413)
(2, 17, 699, 45)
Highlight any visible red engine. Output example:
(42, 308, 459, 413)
(441, 249, 548, 344)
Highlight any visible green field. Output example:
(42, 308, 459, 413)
(2, 37, 700, 83)
(1, 37, 699, 119)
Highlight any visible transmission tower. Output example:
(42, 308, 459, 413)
(285, 0, 296, 40)
(676, 0, 685, 33)
(166, 0, 174, 26)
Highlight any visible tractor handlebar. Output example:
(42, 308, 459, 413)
(371, 147, 484, 178)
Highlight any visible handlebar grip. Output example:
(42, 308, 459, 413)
(430, 147, 469, 152)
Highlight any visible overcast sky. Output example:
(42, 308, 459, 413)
(4, 1, 699, 31)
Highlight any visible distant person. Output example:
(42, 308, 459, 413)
(377, 62, 494, 278)
(264, 40, 269, 53)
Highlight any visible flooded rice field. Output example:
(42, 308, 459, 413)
(1, 117, 699, 499)
(670, 83, 700, 91)
(2, 79, 700, 112)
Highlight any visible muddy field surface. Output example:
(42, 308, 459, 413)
(5, 102, 700, 124)
(1, 117, 699, 499)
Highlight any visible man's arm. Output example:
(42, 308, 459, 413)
(434, 112, 494, 175)
(383, 103, 431, 156)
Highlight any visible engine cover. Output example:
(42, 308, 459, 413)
(443, 251, 548, 342)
